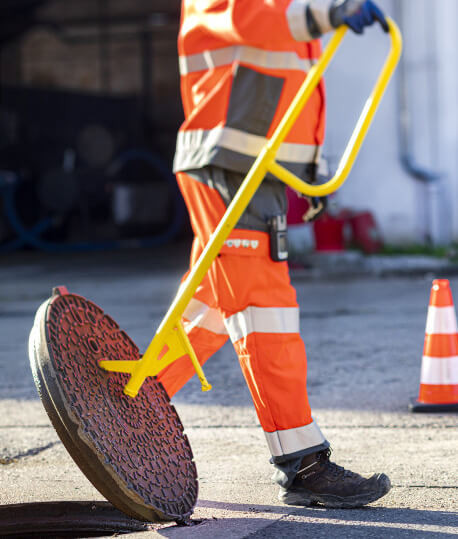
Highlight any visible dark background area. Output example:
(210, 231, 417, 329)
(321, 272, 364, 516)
(0, 0, 188, 250)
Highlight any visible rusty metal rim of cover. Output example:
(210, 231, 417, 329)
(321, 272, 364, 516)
(28, 287, 198, 523)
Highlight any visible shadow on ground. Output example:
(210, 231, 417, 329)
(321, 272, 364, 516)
(156, 500, 457, 538)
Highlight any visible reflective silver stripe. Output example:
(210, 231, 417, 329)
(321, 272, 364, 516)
(225, 306, 299, 342)
(265, 421, 326, 457)
(183, 298, 228, 335)
(420, 356, 458, 385)
(179, 47, 234, 74)
(176, 127, 319, 164)
(286, 0, 313, 41)
(425, 306, 458, 334)
(179, 45, 314, 75)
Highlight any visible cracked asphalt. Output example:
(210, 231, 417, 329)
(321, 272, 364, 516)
(0, 243, 457, 537)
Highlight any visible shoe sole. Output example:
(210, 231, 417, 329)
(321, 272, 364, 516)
(279, 474, 391, 509)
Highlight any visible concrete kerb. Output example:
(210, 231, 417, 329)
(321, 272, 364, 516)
(290, 251, 458, 279)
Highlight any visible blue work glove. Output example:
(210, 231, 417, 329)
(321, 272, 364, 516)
(330, 0, 389, 34)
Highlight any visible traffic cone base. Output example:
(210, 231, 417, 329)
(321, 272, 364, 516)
(409, 399, 458, 413)
(411, 279, 458, 413)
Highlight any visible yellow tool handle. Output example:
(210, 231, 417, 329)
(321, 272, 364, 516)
(111, 18, 402, 398)
(154, 17, 402, 336)
(267, 17, 402, 196)
(175, 322, 212, 392)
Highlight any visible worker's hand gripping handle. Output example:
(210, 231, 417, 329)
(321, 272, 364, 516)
(266, 18, 402, 196)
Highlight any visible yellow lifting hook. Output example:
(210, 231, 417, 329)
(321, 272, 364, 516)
(99, 18, 403, 397)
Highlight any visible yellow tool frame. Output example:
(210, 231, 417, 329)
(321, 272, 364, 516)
(100, 19, 403, 398)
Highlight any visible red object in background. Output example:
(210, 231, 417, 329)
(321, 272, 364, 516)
(349, 211, 383, 254)
(287, 187, 345, 252)
(313, 214, 345, 252)
(286, 187, 383, 254)
(286, 187, 310, 225)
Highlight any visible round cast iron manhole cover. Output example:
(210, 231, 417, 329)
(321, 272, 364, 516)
(28, 287, 198, 522)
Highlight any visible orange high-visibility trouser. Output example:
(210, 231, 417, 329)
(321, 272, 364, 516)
(157, 170, 327, 462)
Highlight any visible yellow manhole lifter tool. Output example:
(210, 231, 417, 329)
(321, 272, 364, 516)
(100, 19, 402, 398)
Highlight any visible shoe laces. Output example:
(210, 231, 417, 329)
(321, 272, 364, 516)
(317, 448, 357, 479)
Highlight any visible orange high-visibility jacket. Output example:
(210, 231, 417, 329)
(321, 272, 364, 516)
(173, 0, 326, 179)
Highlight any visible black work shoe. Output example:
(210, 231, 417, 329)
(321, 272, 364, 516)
(279, 448, 391, 508)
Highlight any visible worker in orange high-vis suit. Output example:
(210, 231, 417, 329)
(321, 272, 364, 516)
(158, 0, 392, 507)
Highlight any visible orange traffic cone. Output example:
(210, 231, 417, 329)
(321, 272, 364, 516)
(410, 279, 458, 412)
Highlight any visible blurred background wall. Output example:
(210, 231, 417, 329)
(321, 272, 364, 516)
(0, 0, 457, 251)
(0, 0, 185, 249)
(324, 0, 458, 246)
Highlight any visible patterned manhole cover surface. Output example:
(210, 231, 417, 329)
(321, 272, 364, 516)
(29, 288, 198, 522)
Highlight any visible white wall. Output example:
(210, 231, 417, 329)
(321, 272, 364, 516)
(322, 0, 458, 245)
(435, 0, 458, 242)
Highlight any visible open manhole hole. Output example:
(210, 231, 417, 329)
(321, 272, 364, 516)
(0, 501, 154, 537)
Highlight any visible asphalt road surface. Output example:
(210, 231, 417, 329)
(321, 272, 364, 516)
(1, 245, 457, 537)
